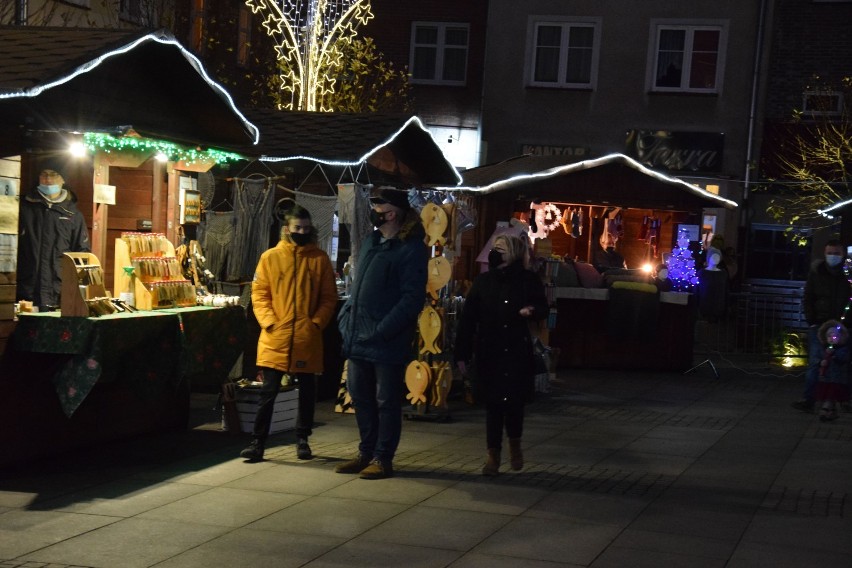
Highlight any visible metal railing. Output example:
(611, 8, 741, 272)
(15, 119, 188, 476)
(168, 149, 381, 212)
(694, 282, 808, 362)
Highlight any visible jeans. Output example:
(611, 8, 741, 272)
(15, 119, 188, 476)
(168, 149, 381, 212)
(486, 398, 525, 450)
(252, 368, 316, 441)
(805, 326, 822, 402)
(346, 358, 405, 463)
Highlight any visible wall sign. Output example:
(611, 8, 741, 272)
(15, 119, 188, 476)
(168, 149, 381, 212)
(625, 130, 724, 173)
(521, 144, 589, 158)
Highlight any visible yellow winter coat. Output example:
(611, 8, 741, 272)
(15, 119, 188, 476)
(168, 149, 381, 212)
(252, 239, 338, 373)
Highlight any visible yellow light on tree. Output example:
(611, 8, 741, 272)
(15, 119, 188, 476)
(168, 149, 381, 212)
(246, 0, 374, 111)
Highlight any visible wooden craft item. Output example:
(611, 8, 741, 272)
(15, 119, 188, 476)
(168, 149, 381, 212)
(418, 304, 442, 354)
(430, 361, 452, 410)
(441, 202, 456, 248)
(426, 256, 452, 300)
(421, 202, 448, 246)
(405, 360, 431, 405)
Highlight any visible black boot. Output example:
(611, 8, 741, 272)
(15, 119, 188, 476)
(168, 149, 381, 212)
(240, 438, 265, 461)
(296, 437, 312, 460)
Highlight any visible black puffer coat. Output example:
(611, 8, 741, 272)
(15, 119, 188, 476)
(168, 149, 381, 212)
(17, 188, 90, 309)
(803, 259, 851, 325)
(338, 213, 428, 365)
(454, 261, 549, 403)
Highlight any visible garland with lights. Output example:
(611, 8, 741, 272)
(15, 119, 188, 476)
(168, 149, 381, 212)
(82, 133, 243, 165)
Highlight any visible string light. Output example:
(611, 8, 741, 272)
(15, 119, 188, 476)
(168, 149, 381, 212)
(83, 132, 244, 165)
(245, 0, 374, 111)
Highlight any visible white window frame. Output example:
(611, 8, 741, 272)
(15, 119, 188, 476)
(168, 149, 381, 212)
(802, 91, 845, 116)
(409, 22, 469, 86)
(648, 20, 728, 94)
(525, 16, 601, 89)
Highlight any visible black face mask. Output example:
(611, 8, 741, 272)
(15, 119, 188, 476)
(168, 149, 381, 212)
(290, 232, 311, 247)
(488, 249, 504, 269)
(370, 210, 388, 228)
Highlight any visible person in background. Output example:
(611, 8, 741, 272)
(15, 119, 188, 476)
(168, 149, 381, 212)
(335, 187, 427, 480)
(794, 239, 851, 413)
(454, 234, 548, 476)
(240, 204, 338, 462)
(17, 167, 90, 310)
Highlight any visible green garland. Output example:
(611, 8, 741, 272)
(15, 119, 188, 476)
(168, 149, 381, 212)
(82, 133, 243, 165)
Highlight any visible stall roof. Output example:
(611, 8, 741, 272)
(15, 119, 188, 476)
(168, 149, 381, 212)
(240, 109, 462, 186)
(445, 153, 737, 210)
(0, 26, 258, 155)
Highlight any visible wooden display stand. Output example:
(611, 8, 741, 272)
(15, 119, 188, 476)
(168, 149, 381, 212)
(114, 233, 194, 310)
(60, 253, 108, 317)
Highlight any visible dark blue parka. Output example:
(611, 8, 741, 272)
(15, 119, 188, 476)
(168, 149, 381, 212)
(338, 213, 428, 365)
(17, 188, 90, 309)
(454, 260, 549, 403)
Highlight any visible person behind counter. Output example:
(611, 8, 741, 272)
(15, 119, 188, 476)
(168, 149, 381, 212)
(454, 234, 548, 476)
(240, 204, 338, 462)
(16, 168, 91, 311)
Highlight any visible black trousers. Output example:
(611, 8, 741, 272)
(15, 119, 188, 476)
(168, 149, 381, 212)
(485, 397, 525, 450)
(251, 367, 316, 441)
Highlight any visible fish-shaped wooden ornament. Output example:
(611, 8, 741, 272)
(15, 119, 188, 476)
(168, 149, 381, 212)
(426, 256, 452, 300)
(418, 304, 442, 354)
(405, 360, 431, 405)
(421, 202, 448, 246)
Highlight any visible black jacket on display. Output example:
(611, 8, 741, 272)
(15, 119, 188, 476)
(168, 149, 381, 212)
(455, 261, 549, 404)
(17, 188, 90, 309)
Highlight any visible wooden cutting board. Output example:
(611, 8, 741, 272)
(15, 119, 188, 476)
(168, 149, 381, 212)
(421, 202, 448, 246)
(427, 256, 452, 300)
(405, 360, 431, 405)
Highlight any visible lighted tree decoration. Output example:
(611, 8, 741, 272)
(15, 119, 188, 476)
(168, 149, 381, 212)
(667, 227, 700, 291)
(245, 0, 374, 112)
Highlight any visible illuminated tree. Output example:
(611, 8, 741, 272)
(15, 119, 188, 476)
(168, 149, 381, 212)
(765, 75, 851, 239)
(246, 0, 393, 112)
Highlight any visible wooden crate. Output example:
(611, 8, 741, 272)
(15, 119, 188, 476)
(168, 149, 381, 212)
(233, 388, 298, 434)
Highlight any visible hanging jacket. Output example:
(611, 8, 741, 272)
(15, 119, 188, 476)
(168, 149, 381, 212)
(252, 239, 338, 373)
(17, 187, 90, 309)
(454, 261, 549, 403)
(338, 212, 428, 365)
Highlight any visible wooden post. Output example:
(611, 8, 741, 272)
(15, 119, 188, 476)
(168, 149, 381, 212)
(91, 154, 109, 264)
(166, 164, 179, 245)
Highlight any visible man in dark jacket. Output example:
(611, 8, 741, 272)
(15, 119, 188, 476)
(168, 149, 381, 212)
(335, 187, 427, 479)
(794, 239, 851, 411)
(17, 168, 90, 310)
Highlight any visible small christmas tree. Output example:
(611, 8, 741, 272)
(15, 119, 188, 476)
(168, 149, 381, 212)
(667, 227, 699, 291)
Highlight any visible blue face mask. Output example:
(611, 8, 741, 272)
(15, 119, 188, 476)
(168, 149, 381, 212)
(38, 184, 61, 197)
(825, 254, 844, 268)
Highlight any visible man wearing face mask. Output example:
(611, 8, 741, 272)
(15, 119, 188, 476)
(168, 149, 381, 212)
(335, 187, 427, 479)
(240, 205, 338, 462)
(795, 239, 851, 412)
(17, 167, 90, 310)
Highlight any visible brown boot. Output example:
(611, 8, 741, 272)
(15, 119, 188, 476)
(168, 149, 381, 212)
(482, 448, 500, 476)
(508, 438, 523, 471)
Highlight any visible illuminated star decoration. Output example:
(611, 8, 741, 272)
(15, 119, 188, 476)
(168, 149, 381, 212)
(245, 0, 374, 111)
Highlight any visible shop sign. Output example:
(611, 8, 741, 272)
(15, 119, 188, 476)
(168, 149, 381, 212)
(625, 130, 724, 173)
(521, 144, 589, 158)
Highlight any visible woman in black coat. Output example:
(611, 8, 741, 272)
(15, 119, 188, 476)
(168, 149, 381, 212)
(455, 234, 549, 475)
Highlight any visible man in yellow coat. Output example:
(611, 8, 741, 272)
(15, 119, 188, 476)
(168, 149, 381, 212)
(240, 204, 338, 462)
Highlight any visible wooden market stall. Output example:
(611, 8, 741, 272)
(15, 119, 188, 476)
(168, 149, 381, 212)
(453, 153, 738, 371)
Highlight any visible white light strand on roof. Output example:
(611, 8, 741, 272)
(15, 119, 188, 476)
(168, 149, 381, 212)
(435, 152, 738, 208)
(259, 115, 463, 185)
(0, 30, 260, 145)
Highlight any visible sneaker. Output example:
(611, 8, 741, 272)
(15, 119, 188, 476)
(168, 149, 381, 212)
(359, 458, 393, 480)
(334, 453, 371, 474)
(240, 439, 265, 462)
(296, 438, 312, 460)
(791, 399, 814, 412)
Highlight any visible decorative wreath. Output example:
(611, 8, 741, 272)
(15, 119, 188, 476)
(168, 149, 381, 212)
(536, 203, 562, 233)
